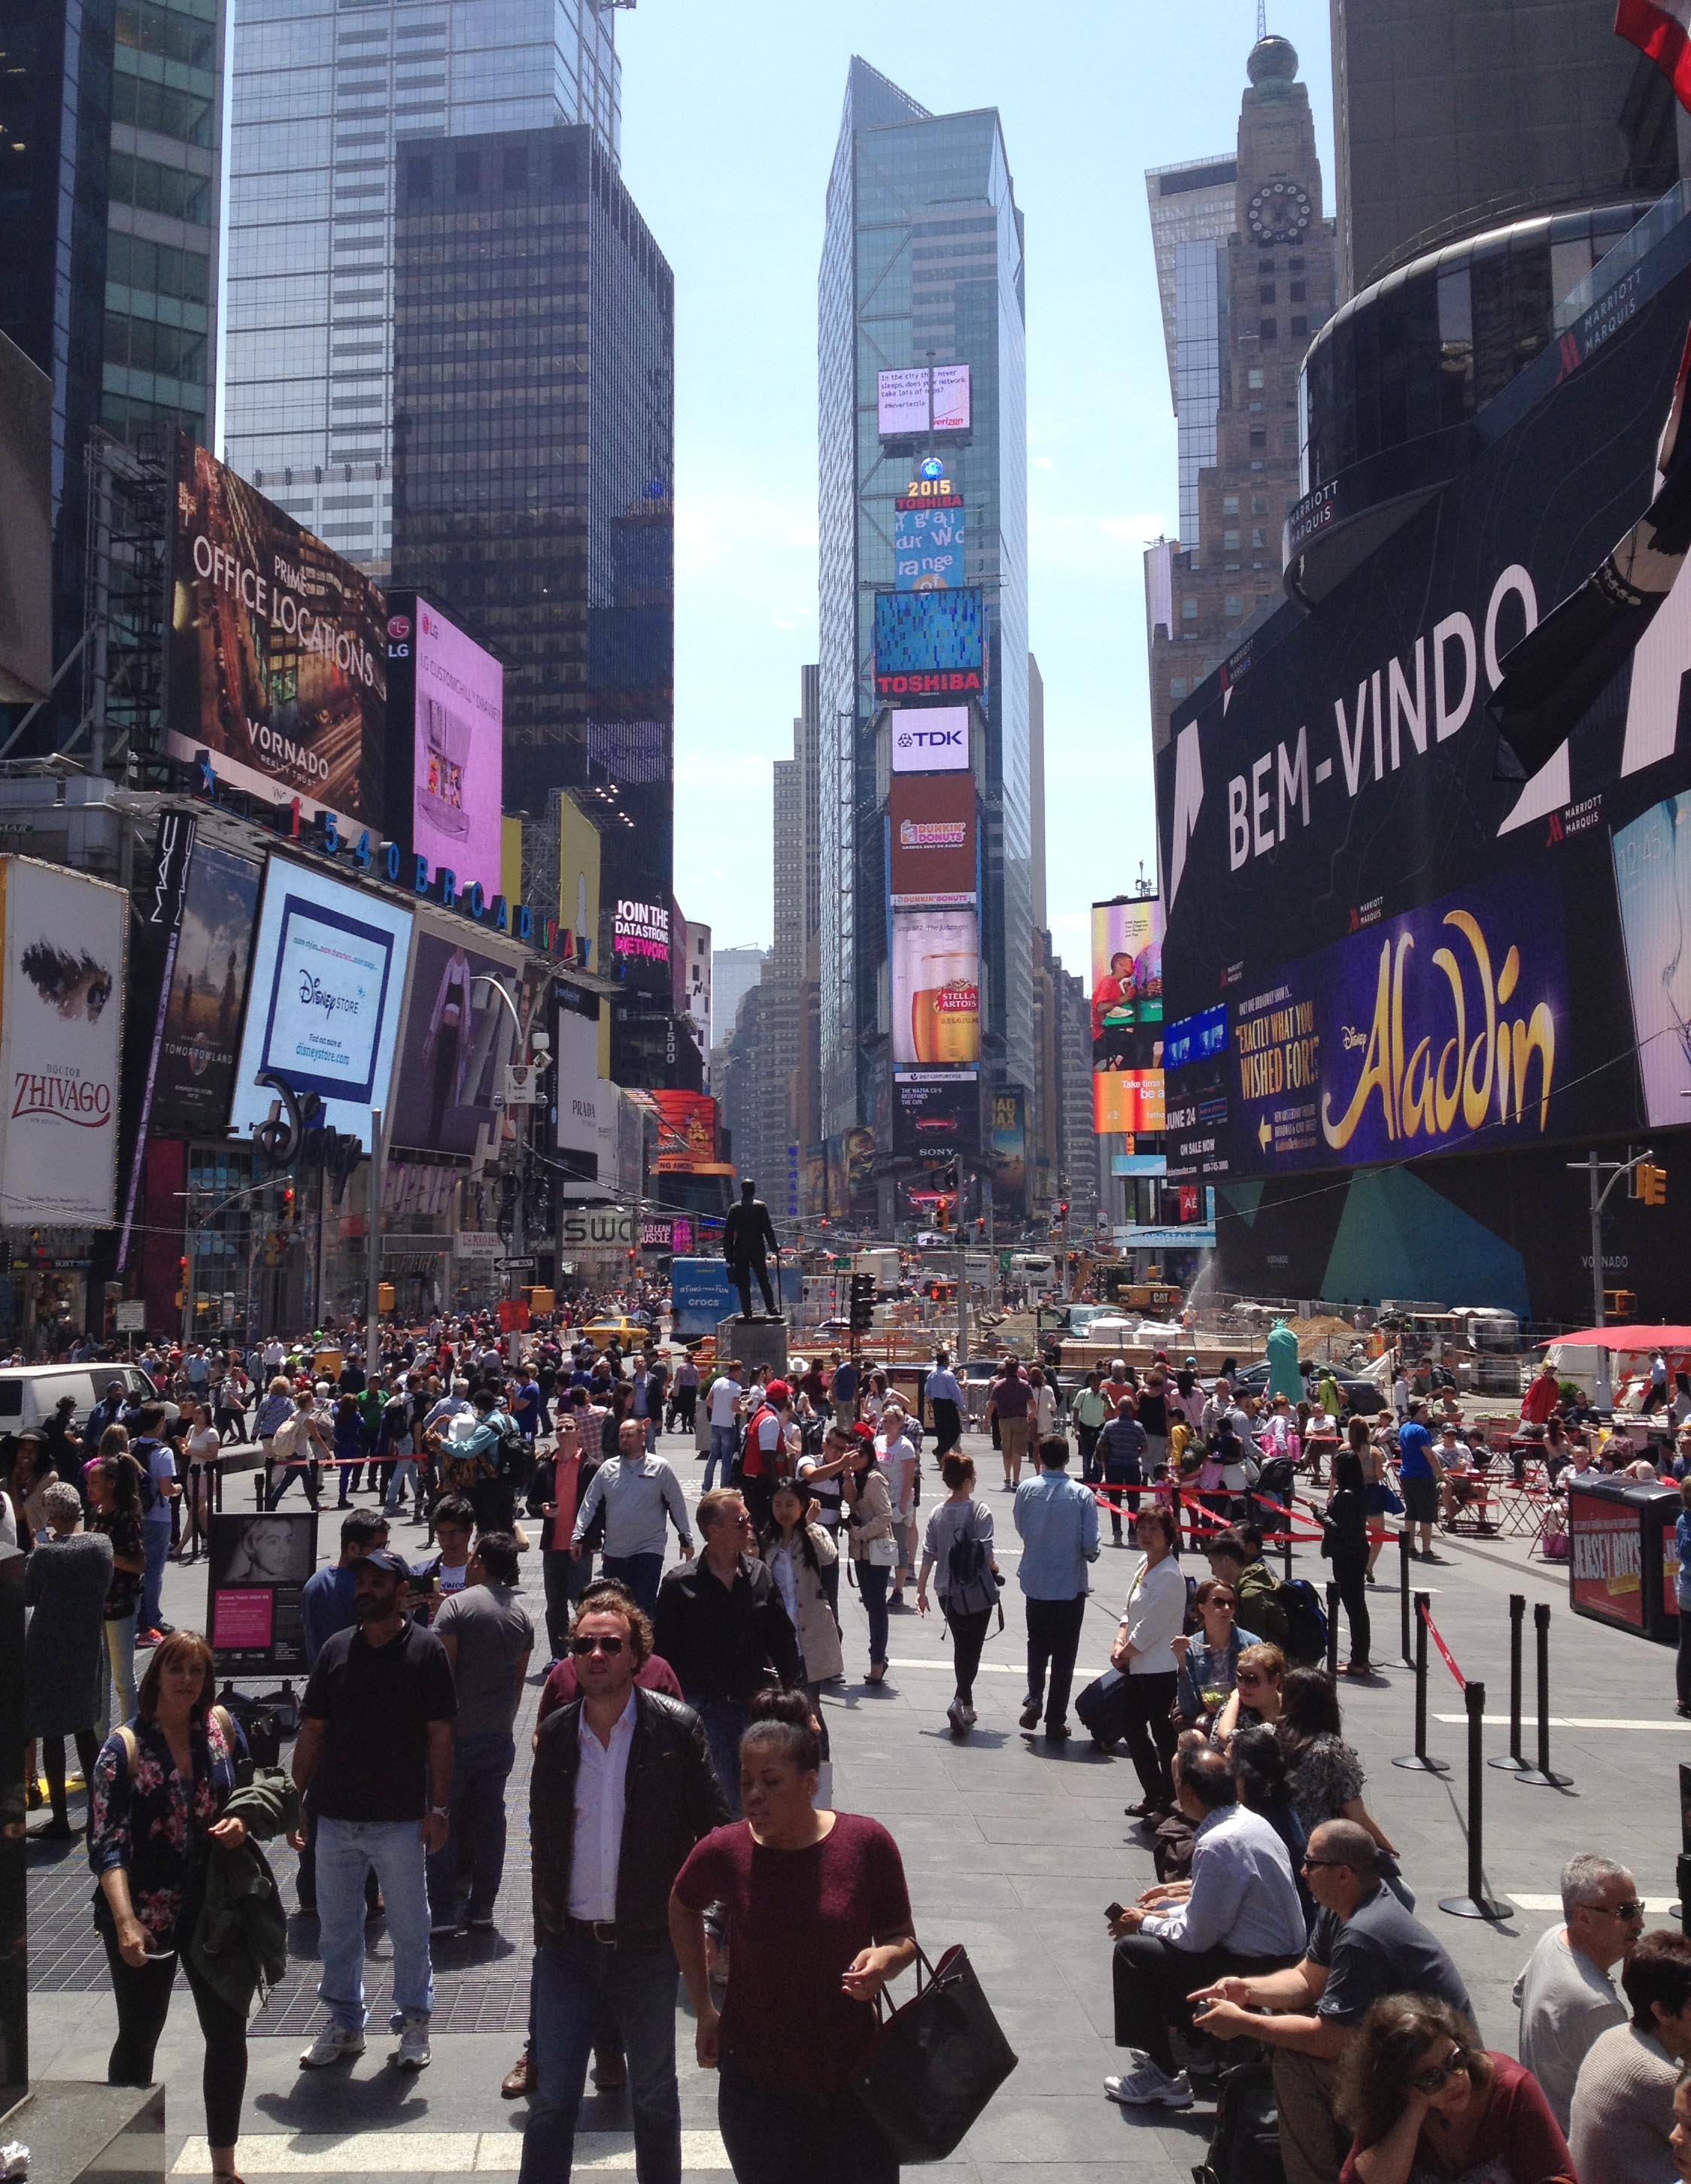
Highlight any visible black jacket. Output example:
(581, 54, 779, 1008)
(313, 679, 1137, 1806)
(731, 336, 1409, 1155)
(530, 1687, 729, 1949)
(651, 1552, 803, 1703)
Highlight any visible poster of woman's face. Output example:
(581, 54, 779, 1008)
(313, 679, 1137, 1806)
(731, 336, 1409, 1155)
(208, 1512, 316, 1589)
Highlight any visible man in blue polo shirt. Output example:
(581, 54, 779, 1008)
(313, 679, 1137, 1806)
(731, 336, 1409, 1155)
(1395, 1398, 1443, 1561)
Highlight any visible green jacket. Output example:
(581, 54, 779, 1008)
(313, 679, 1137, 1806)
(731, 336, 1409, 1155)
(1234, 1559, 1289, 1649)
(187, 1767, 299, 2017)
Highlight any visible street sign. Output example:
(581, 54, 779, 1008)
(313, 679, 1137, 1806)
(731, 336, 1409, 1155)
(114, 1301, 145, 1331)
(502, 1063, 542, 1106)
(496, 1255, 537, 1272)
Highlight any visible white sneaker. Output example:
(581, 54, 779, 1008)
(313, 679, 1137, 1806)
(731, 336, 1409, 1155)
(299, 2023, 365, 2069)
(394, 2019, 432, 2071)
(1104, 2064, 1193, 2109)
(960, 1703, 976, 1730)
(946, 1699, 966, 1737)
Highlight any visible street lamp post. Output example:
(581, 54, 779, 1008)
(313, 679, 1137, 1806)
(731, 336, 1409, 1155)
(472, 975, 550, 1306)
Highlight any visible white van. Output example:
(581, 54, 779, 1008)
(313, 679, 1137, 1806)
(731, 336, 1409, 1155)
(0, 1363, 174, 1436)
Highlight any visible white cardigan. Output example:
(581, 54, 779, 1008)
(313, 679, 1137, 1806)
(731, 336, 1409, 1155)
(1119, 1552, 1187, 1675)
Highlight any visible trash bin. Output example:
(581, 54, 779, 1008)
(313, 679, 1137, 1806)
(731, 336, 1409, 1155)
(1568, 1474, 1681, 1645)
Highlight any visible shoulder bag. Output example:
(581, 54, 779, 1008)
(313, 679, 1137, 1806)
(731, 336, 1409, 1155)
(850, 1940, 1018, 2161)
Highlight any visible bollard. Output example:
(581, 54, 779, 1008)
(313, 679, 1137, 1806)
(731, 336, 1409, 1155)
(1677, 1763, 1691, 1940)
(1438, 1679, 1513, 1920)
(1392, 1594, 1449, 1773)
(1325, 1581, 1341, 1681)
(1398, 1527, 1413, 1668)
(1489, 1594, 1529, 1773)
(1282, 1500, 1294, 1584)
(1517, 1601, 1573, 1789)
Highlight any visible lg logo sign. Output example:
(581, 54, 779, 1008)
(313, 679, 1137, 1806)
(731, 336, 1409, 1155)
(889, 704, 970, 774)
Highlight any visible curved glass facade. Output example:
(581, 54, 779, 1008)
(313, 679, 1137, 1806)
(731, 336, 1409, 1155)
(1300, 202, 1651, 496)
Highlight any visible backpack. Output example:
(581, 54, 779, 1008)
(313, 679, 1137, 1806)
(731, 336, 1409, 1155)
(945, 1512, 1001, 1619)
(1277, 1577, 1328, 1667)
(1195, 2056, 1286, 2184)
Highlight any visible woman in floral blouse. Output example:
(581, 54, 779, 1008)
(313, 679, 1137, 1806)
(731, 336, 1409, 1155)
(89, 1630, 251, 2182)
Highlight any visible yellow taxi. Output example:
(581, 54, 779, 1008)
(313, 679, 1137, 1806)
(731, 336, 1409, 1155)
(580, 1316, 647, 1349)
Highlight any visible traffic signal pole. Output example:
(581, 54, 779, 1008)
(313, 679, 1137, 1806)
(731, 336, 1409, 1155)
(1570, 1148, 1654, 1410)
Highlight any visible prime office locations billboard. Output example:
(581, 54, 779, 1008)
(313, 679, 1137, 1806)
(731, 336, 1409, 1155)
(167, 437, 385, 824)
(1092, 897, 1164, 1134)
(385, 593, 503, 898)
(229, 858, 412, 1152)
(1155, 227, 1691, 1188)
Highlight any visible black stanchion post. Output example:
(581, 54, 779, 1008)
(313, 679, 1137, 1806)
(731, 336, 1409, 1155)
(1490, 1594, 1528, 1773)
(1517, 1601, 1572, 1789)
(1282, 1499, 1294, 1583)
(1398, 1527, 1413, 1668)
(1325, 1581, 1341, 1681)
(1676, 1764, 1691, 1940)
(1393, 1593, 1448, 1773)
(1440, 1679, 1513, 1920)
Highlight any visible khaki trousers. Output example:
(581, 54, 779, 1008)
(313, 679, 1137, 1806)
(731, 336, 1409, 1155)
(1271, 2046, 1345, 2184)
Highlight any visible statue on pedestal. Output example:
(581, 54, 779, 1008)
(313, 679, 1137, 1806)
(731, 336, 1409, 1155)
(724, 1177, 779, 1321)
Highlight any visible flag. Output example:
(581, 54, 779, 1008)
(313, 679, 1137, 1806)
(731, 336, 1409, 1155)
(1617, 0, 1691, 111)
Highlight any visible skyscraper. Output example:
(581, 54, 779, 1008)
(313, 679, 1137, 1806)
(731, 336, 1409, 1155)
(1145, 154, 1238, 550)
(390, 122, 675, 1084)
(223, 0, 621, 573)
(817, 57, 1032, 1172)
(1329, 0, 1676, 300)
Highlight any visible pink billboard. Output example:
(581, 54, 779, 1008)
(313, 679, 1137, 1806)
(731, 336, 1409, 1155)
(390, 595, 503, 899)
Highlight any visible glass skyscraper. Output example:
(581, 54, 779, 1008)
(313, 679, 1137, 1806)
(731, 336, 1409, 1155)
(223, 0, 621, 574)
(817, 57, 1031, 1148)
(1146, 155, 1237, 553)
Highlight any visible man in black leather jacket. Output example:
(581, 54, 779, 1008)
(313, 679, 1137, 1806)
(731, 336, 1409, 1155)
(521, 1590, 728, 2184)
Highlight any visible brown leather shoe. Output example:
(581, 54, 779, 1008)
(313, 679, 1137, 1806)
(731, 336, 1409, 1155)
(500, 2048, 535, 2098)
(591, 2048, 628, 2090)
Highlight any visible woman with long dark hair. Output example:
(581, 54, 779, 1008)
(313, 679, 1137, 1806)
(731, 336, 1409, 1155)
(760, 1478, 841, 1758)
(1277, 1668, 1404, 1894)
(1321, 1448, 1373, 1673)
(86, 1451, 147, 1727)
(669, 1688, 918, 2182)
(1334, 1992, 1568, 2184)
(842, 1427, 895, 1685)
(915, 1453, 1000, 1737)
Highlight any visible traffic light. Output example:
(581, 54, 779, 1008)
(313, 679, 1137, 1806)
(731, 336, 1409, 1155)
(1057, 1200, 1069, 1221)
(935, 1197, 950, 1232)
(1640, 1162, 1668, 1206)
(849, 1272, 875, 1333)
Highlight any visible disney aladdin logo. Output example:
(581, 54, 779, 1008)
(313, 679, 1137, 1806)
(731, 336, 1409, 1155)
(299, 972, 361, 1021)
(1322, 908, 1556, 1152)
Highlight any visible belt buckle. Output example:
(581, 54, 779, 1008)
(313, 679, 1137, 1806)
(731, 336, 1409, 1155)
(591, 1920, 618, 1946)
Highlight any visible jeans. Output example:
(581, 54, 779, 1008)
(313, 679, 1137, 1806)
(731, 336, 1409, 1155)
(705, 1424, 736, 1491)
(717, 2057, 896, 2183)
(140, 1522, 171, 1630)
(1120, 1670, 1179, 1807)
(1679, 1594, 1691, 1709)
(383, 1456, 421, 1512)
(427, 1731, 516, 1925)
(104, 1611, 138, 1731)
(1104, 1464, 1143, 1544)
(855, 1561, 891, 1668)
(1077, 1423, 1101, 1484)
(266, 1463, 320, 1512)
(944, 1603, 994, 1706)
(692, 1698, 749, 1819)
(1024, 1594, 1086, 1727)
(520, 1936, 682, 2184)
(335, 1461, 365, 1504)
(103, 1915, 248, 2146)
(602, 1551, 663, 1617)
(314, 1815, 434, 2031)
(543, 1549, 591, 1660)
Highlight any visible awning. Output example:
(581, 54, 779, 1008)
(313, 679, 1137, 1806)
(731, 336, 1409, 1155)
(1538, 1327, 1691, 1350)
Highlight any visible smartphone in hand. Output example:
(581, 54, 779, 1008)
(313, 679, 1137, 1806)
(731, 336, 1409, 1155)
(1104, 1901, 1125, 1923)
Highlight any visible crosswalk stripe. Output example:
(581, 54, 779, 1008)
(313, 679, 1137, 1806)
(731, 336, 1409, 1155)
(1432, 1715, 1691, 1732)
(1506, 1894, 1677, 1914)
(172, 2131, 733, 2173)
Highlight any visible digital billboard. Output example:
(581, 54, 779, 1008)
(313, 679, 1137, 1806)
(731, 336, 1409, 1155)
(989, 1087, 1028, 1223)
(1614, 792, 1691, 1130)
(230, 859, 411, 1152)
(1094, 1070, 1166, 1136)
(554, 990, 606, 1172)
(890, 705, 970, 774)
(878, 369, 931, 435)
(888, 775, 977, 903)
(612, 894, 672, 979)
(890, 904, 979, 1070)
(1091, 899, 1164, 1069)
(388, 924, 527, 1159)
(384, 592, 504, 899)
(649, 1090, 719, 1173)
(874, 589, 985, 704)
(0, 860, 126, 1225)
(894, 500, 965, 591)
(932, 363, 971, 432)
(892, 1072, 979, 1160)
(153, 842, 264, 1135)
(166, 436, 385, 824)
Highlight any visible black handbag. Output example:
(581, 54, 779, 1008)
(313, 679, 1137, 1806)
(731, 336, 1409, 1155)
(850, 1941, 1018, 2161)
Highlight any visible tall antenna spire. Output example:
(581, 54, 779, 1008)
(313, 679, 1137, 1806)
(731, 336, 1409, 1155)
(1257, 1, 1267, 37)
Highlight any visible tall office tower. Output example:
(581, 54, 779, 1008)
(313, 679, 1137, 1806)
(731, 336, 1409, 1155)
(224, 0, 621, 573)
(709, 947, 769, 1057)
(1056, 963, 1097, 1224)
(1144, 35, 1337, 752)
(1145, 154, 1239, 549)
(1330, 0, 1677, 301)
(390, 122, 675, 1078)
(817, 57, 1033, 1161)
(102, 0, 223, 450)
(1, 0, 115, 723)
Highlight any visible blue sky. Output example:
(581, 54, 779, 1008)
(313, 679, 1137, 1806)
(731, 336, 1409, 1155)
(615, 0, 1337, 978)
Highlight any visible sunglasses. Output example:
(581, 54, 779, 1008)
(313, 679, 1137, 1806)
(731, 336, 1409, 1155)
(1589, 1899, 1646, 1921)
(1301, 1855, 1349, 1871)
(1407, 2044, 1468, 2097)
(1237, 1672, 1267, 1687)
(570, 1634, 626, 1658)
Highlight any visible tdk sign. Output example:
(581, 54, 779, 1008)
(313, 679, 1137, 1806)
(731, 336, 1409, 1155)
(889, 705, 970, 775)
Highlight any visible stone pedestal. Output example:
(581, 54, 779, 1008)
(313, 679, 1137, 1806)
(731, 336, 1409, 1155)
(715, 1315, 789, 1384)
(2, 2082, 165, 2184)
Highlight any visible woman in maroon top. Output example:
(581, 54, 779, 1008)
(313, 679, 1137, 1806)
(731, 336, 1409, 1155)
(1335, 1993, 1573, 2184)
(669, 1688, 917, 2182)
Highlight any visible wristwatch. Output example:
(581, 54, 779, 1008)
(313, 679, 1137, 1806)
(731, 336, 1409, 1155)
(430, 1805, 449, 1817)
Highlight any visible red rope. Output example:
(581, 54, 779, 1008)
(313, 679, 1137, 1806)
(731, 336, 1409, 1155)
(1417, 1598, 1467, 1691)
(1085, 1481, 1323, 1546)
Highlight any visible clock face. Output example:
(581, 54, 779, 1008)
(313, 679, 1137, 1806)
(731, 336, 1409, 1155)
(1248, 180, 1313, 244)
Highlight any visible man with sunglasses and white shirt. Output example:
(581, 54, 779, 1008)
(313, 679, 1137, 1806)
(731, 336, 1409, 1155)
(1513, 1852, 1640, 2133)
(522, 1591, 728, 2184)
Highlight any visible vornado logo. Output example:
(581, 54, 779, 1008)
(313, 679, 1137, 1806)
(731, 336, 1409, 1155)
(890, 704, 970, 774)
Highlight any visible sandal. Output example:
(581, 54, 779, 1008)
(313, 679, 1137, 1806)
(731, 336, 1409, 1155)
(866, 1663, 887, 1685)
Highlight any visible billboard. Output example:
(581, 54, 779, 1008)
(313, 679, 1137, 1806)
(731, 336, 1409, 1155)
(1094, 1069, 1167, 1135)
(876, 365, 971, 437)
(384, 592, 504, 899)
(649, 1090, 718, 1173)
(988, 1087, 1028, 1223)
(1092, 897, 1163, 1135)
(206, 1510, 317, 1673)
(612, 893, 672, 980)
(0, 333, 52, 705)
(892, 1072, 980, 1160)
(554, 990, 606, 1169)
(229, 858, 412, 1153)
(890, 705, 970, 775)
(166, 436, 385, 824)
(874, 589, 985, 704)
(932, 363, 971, 432)
(388, 924, 527, 1158)
(153, 843, 264, 1136)
(0, 860, 126, 1225)
(1614, 792, 1691, 1130)
(672, 1254, 737, 1336)
(891, 904, 980, 1069)
(888, 775, 977, 903)
(894, 501, 965, 592)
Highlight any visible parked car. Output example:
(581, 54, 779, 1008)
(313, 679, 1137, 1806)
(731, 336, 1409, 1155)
(0, 1362, 178, 1436)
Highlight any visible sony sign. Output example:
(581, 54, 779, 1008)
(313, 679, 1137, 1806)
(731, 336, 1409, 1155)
(889, 705, 970, 775)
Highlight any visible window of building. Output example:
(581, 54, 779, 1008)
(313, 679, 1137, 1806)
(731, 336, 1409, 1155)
(1170, 678, 1188, 701)
(110, 152, 211, 223)
(1247, 369, 1264, 390)
(1258, 318, 1277, 342)
(1222, 495, 1239, 514)
(1289, 281, 1307, 302)
(1252, 526, 1267, 549)
(1258, 283, 1276, 305)
(1225, 595, 1243, 619)
(502, 147, 529, 190)
(1289, 256, 1305, 271)
(1249, 428, 1267, 449)
(455, 148, 479, 192)
(1258, 256, 1274, 273)
(1223, 528, 1241, 550)
(1181, 599, 1198, 620)
(1252, 496, 1268, 515)
(1290, 315, 1308, 336)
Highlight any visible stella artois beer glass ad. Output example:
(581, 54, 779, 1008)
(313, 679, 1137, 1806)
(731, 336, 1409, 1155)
(891, 904, 980, 1069)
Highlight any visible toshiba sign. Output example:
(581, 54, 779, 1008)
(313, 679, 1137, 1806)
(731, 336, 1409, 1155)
(889, 705, 970, 775)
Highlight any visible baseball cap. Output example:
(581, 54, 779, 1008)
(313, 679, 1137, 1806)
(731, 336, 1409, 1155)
(357, 1548, 411, 1582)
(765, 1378, 791, 1403)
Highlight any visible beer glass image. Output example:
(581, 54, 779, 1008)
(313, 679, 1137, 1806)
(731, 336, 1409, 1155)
(894, 905, 980, 1067)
